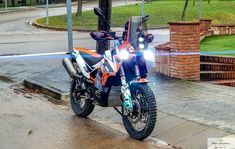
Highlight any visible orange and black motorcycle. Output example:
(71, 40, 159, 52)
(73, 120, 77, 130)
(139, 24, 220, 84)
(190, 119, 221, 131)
(63, 8, 156, 140)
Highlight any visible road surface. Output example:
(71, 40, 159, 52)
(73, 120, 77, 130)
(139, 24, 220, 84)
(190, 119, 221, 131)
(0, 83, 168, 149)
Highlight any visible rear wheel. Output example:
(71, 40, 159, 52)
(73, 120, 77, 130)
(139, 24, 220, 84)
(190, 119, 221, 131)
(70, 79, 94, 117)
(122, 84, 157, 140)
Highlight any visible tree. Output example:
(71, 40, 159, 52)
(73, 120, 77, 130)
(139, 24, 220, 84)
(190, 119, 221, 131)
(182, 0, 189, 21)
(193, 0, 195, 6)
(11, 0, 15, 7)
(22, 0, 26, 6)
(76, 0, 82, 16)
(96, 0, 112, 54)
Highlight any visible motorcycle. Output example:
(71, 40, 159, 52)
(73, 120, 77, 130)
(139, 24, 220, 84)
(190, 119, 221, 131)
(62, 7, 157, 140)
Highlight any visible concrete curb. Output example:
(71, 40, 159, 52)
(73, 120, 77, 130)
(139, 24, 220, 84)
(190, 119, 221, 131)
(23, 79, 69, 100)
(32, 20, 96, 32)
(90, 117, 179, 149)
(32, 19, 169, 32)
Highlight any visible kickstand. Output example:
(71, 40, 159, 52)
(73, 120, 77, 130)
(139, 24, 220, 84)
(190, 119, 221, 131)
(113, 107, 124, 117)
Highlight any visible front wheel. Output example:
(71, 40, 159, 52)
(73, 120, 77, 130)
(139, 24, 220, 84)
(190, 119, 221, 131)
(122, 84, 157, 140)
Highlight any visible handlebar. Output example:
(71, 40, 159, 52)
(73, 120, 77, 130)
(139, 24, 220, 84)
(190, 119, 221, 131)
(90, 31, 122, 41)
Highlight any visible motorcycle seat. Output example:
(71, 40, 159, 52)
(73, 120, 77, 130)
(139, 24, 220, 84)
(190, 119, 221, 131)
(74, 48, 103, 66)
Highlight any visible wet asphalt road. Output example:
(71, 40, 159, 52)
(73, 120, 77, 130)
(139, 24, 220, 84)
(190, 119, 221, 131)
(0, 85, 161, 149)
(0, 0, 169, 83)
(0, 1, 107, 83)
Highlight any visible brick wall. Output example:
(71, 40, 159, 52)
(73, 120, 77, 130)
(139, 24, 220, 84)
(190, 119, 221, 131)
(155, 22, 201, 81)
(200, 19, 212, 36)
(198, 19, 235, 36)
(155, 19, 235, 81)
(155, 42, 170, 76)
(212, 25, 235, 35)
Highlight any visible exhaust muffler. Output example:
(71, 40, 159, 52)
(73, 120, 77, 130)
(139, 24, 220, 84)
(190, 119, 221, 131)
(62, 57, 80, 78)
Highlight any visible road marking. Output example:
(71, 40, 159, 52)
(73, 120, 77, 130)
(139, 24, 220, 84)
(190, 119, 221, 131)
(0, 52, 68, 60)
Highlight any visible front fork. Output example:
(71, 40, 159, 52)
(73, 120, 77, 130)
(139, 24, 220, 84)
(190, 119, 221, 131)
(119, 65, 134, 115)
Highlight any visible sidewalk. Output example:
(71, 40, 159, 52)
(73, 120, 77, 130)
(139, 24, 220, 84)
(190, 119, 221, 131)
(0, 6, 36, 13)
(0, 2, 81, 14)
(0, 0, 138, 14)
(23, 66, 235, 149)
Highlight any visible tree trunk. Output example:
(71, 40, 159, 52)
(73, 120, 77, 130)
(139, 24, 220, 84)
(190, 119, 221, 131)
(22, 0, 26, 6)
(182, 0, 189, 21)
(96, 0, 112, 54)
(11, 0, 15, 7)
(76, 0, 82, 16)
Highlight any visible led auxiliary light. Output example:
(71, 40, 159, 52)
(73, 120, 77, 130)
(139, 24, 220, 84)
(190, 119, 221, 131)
(139, 44, 145, 49)
(138, 37, 144, 42)
(119, 50, 129, 60)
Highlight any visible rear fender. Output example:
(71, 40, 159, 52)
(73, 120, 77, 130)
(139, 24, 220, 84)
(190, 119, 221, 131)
(72, 49, 91, 79)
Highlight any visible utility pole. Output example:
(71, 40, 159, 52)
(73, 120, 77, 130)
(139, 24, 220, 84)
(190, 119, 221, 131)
(96, 0, 112, 54)
(46, 0, 49, 26)
(199, 0, 202, 18)
(142, 0, 144, 16)
(66, 0, 73, 52)
(5, 0, 7, 12)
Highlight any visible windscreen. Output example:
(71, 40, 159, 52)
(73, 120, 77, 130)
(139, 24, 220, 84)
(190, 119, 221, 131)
(128, 16, 148, 50)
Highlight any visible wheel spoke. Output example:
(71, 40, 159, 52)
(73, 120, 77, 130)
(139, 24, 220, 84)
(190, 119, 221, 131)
(122, 84, 157, 140)
(127, 89, 150, 131)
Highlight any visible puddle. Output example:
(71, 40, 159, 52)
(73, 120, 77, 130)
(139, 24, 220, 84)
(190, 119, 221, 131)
(0, 75, 14, 83)
(47, 97, 68, 106)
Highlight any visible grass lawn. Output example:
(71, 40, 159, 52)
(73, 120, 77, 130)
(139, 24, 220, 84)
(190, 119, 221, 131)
(200, 35, 235, 56)
(36, 0, 235, 30)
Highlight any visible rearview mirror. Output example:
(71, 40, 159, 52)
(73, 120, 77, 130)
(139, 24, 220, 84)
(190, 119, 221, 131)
(146, 34, 154, 43)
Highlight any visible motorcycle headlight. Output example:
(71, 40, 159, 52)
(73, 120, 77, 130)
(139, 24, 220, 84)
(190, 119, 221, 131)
(138, 37, 144, 42)
(119, 50, 130, 60)
(143, 50, 154, 61)
(139, 44, 145, 49)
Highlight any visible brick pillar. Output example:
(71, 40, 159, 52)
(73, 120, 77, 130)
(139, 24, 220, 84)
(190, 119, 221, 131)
(199, 19, 212, 36)
(155, 42, 170, 76)
(169, 22, 200, 81)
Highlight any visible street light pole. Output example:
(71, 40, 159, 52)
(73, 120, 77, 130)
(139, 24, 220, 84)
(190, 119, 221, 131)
(66, 0, 73, 53)
(125, 0, 127, 5)
(142, 0, 144, 16)
(199, 0, 202, 18)
(5, 0, 7, 12)
(46, 0, 49, 26)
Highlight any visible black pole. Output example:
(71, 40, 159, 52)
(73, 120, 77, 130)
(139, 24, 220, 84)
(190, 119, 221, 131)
(96, 0, 112, 54)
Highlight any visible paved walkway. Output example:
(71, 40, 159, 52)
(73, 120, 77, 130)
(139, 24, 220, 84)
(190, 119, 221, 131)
(0, 85, 173, 149)
(23, 67, 235, 149)
(0, 0, 138, 14)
